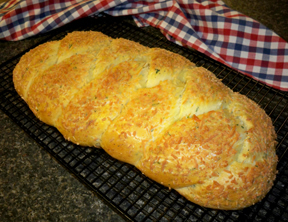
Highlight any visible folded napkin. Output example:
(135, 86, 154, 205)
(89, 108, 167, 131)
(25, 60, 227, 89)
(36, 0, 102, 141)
(1, 0, 288, 91)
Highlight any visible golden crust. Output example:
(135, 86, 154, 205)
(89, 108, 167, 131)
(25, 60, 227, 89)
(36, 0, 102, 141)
(12, 31, 278, 210)
(56, 60, 145, 147)
(26, 53, 96, 125)
(102, 80, 183, 165)
(138, 110, 240, 188)
(57, 31, 112, 63)
(13, 41, 60, 99)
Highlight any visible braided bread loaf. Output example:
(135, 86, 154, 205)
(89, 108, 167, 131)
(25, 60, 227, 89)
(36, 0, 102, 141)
(13, 31, 278, 210)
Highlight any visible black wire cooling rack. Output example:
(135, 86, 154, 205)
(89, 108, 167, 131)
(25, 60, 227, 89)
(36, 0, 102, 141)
(0, 15, 288, 222)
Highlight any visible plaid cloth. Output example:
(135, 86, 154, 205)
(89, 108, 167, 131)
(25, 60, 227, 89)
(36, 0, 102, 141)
(1, 0, 288, 91)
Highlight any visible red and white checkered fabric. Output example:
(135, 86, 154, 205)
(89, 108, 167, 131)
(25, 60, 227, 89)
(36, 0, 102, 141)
(1, 0, 288, 91)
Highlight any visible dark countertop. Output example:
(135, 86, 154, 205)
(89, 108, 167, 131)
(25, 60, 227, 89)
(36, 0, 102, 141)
(0, 1, 287, 221)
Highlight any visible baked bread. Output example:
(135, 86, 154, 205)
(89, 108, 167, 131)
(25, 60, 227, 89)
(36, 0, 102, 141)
(13, 31, 278, 210)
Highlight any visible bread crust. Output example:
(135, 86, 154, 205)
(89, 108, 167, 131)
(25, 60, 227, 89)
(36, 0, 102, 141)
(13, 31, 278, 210)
